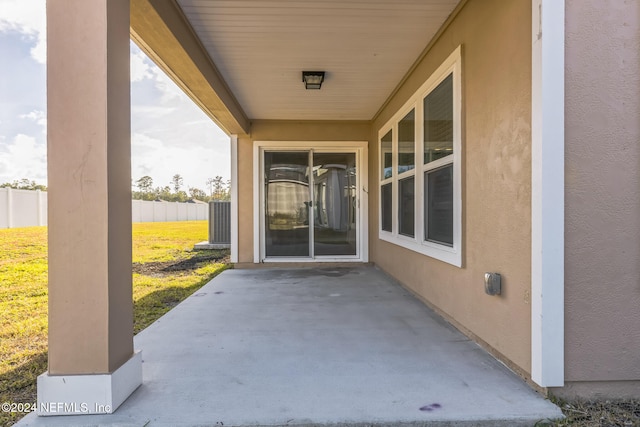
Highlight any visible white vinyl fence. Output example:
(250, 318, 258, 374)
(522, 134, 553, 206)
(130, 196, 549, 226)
(0, 188, 47, 228)
(131, 199, 208, 223)
(0, 188, 208, 229)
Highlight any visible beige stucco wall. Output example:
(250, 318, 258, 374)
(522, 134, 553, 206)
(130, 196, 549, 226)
(370, 0, 533, 376)
(560, 0, 640, 394)
(236, 120, 370, 263)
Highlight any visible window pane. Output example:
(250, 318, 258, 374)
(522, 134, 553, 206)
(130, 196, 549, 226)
(398, 109, 415, 174)
(398, 176, 414, 237)
(424, 74, 453, 164)
(425, 165, 453, 246)
(381, 183, 392, 232)
(381, 130, 393, 180)
(313, 153, 357, 256)
(264, 151, 310, 257)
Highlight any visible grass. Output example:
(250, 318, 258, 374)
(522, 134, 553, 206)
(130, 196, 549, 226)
(0, 221, 229, 427)
(547, 397, 640, 426)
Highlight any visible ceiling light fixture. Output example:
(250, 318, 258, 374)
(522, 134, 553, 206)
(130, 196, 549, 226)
(302, 71, 325, 90)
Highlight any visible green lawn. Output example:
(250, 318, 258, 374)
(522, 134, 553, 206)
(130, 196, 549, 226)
(0, 221, 228, 426)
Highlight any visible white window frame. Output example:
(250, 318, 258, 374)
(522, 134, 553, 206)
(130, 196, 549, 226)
(378, 46, 462, 267)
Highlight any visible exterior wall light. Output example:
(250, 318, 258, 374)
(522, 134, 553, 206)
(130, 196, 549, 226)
(302, 71, 325, 89)
(484, 272, 502, 296)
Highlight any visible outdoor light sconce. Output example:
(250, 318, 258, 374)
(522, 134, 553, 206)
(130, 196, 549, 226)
(302, 71, 325, 89)
(484, 272, 502, 296)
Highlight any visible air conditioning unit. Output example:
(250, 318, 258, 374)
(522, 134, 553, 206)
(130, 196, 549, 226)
(208, 201, 231, 245)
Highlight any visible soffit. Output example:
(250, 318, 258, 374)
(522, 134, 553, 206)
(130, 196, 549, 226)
(175, 0, 460, 121)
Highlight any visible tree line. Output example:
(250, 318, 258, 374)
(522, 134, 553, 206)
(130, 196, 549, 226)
(0, 175, 229, 204)
(0, 179, 47, 191)
(133, 174, 230, 203)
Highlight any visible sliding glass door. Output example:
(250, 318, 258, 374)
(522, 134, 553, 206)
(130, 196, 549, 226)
(264, 151, 310, 257)
(263, 150, 358, 259)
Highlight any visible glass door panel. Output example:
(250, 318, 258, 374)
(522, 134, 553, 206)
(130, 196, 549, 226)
(312, 153, 357, 256)
(264, 151, 310, 257)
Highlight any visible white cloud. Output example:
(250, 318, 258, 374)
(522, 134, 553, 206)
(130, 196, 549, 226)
(131, 132, 229, 192)
(20, 109, 47, 133)
(131, 105, 177, 118)
(0, 0, 45, 34)
(29, 32, 46, 64)
(153, 68, 185, 103)
(130, 42, 182, 102)
(130, 48, 153, 82)
(0, 133, 47, 183)
(0, 0, 46, 64)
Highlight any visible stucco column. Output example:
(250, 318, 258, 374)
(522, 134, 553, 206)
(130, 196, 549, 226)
(39, 0, 141, 416)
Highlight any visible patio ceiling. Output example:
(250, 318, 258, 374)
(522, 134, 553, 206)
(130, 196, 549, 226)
(131, 0, 460, 132)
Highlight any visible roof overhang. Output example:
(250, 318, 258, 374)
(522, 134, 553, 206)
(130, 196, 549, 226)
(130, 0, 462, 135)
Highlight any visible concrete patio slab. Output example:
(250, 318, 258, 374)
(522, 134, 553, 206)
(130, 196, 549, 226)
(17, 266, 563, 426)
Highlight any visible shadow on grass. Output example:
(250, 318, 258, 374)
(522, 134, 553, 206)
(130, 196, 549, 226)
(0, 262, 230, 427)
(132, 249, 229, 277)
(0, 351, 47, 426)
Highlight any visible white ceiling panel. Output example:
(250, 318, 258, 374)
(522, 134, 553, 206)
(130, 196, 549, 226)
(176, 0, 459, 120)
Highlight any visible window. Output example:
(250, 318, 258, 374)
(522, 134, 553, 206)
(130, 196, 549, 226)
(381, 130, 393, 179)
(398, 110, 415, 175)
(380, 130, 393, 232)
(423, 74, 453, 246)
(378, 46, 461, 267)
(381, 183, 392, 232)
(425, 165, 453, 245)
(398, 176, 414, 237)
(398, 109, 415, 237)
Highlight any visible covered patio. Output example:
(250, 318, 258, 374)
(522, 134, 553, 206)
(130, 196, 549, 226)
(18, 266, 562, 426)
(47, 0, 640, 419)
(27, 0, 640, 418)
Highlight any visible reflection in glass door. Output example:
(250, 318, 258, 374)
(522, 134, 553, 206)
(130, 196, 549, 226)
(264, 152, 310, 257)
(263, 150, 358, 259)
(313, 153, 356, 256)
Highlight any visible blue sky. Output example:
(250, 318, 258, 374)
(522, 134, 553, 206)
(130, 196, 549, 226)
(0, 0, 230, 192)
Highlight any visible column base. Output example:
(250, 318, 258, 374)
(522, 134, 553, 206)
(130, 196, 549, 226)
(36, 350, 142, 416)
(194, 241, 231, 250)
